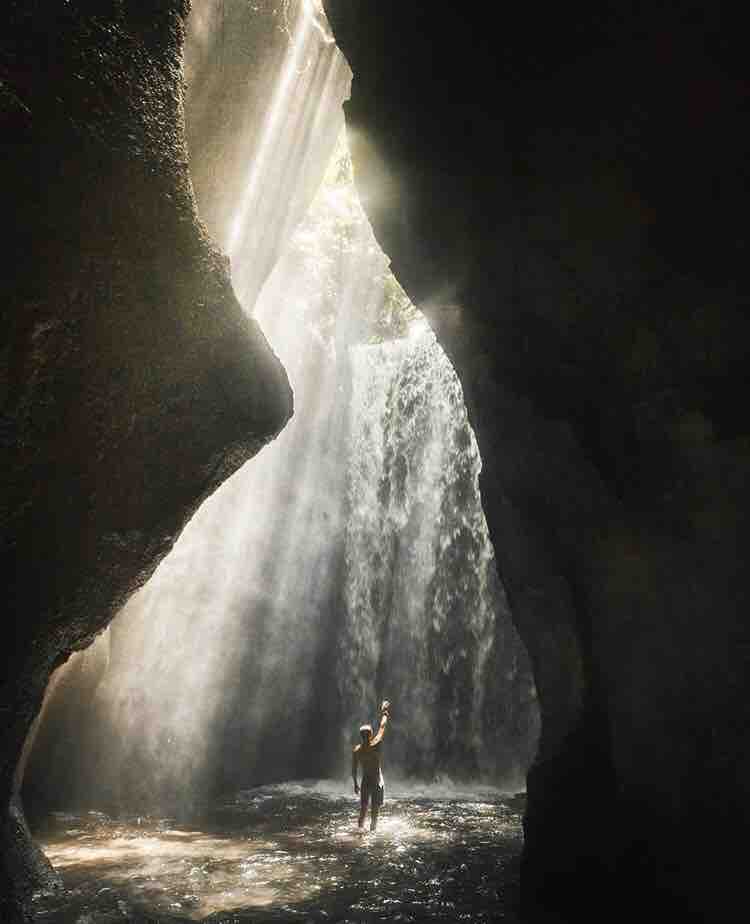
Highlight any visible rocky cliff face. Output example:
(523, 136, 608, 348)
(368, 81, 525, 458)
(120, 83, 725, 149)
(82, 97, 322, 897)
(0, 2, 291, 917)
(323, 2, 750, 919)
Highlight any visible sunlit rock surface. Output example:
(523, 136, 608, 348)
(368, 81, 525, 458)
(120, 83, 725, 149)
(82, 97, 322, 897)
(323, 1, 750, 920)
(1, 2, 291, 917)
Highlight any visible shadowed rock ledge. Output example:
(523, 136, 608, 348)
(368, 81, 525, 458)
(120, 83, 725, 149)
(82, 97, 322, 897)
(0, 2, 291, 918)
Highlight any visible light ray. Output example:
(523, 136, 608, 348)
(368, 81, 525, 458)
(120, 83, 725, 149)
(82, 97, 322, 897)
(226, 4, 313, 259)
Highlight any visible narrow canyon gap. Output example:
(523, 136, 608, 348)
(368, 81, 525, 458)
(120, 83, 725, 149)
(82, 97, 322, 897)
(26, 70, 538, 811)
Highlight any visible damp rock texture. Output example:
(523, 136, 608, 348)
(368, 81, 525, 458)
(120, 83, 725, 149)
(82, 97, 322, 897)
(0, 2, 291, 917)
(324, 2, 750, 920)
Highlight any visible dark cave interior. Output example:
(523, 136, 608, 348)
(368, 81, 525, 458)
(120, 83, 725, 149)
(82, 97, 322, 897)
(2, 1, 749, 921)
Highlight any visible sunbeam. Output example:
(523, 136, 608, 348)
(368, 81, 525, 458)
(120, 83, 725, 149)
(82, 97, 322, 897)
(34, 122, 537, 811)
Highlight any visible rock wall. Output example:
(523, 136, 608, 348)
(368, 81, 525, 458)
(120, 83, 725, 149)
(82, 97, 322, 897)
(323, 2, 750, 920)
(0, 2, 291, 917)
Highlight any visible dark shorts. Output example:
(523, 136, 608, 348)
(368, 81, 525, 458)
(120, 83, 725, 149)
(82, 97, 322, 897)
(360, 777, 384, 809)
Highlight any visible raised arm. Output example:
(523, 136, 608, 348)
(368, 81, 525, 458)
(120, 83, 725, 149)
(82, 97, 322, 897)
(371, 700, 390, 746)
(352, 745, 360, 794)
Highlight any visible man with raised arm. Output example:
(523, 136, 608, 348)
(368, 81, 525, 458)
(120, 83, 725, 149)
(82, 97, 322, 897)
(352, 700, 390, 832)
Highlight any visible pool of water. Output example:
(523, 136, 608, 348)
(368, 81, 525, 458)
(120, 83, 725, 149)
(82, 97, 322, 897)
(31, 781, 525, 923)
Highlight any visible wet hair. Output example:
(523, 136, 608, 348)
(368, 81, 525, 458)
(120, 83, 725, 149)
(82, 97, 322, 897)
(359, 724, 373, 740)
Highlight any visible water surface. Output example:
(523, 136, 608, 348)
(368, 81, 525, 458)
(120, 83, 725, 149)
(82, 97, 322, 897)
(33, 781, 524, 923)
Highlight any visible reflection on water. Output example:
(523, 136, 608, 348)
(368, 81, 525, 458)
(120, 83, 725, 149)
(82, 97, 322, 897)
(33, 781, 524, 922)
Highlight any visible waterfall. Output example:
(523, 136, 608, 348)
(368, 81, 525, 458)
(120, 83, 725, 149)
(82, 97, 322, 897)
(341, 328, 536, 781)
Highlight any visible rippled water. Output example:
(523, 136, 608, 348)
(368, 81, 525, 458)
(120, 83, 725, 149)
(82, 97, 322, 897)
(32, 781, 524, 923)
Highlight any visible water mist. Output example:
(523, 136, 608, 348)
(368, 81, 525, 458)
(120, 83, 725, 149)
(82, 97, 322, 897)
(25, 0, 538, 818)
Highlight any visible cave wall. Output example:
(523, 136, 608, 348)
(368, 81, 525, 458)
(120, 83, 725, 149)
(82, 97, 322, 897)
(323, 1, 750, 920)
(0, 2, 291, 917)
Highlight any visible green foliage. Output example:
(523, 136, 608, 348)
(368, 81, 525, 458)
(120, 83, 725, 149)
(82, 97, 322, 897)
(287, 129, 421, 344)
(370, 271, 420, 342)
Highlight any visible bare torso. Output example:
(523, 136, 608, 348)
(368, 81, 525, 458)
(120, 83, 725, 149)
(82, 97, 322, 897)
(353, 741, 383, 784)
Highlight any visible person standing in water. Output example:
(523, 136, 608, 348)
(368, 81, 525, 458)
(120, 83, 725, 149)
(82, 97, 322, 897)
(352, 700, 390, 832)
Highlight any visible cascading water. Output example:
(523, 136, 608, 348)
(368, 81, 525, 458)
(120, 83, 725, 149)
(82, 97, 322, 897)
(342, 328, 523, 780)
(24, 0, 538, 821)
